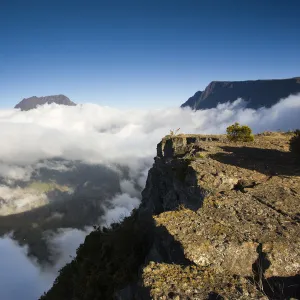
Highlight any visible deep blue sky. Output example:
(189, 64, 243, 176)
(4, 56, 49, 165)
(0, 0, 299, 108)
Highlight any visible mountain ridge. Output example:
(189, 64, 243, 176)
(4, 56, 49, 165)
(181, 77, 300, 109)
(14, 94, 76, 111)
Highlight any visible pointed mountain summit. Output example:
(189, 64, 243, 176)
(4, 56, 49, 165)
(15, 95, 76, 111)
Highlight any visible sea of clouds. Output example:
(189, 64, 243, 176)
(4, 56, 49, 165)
(0, 94, 300, 299)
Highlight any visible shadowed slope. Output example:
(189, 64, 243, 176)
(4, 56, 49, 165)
(181, 77, 300, 110)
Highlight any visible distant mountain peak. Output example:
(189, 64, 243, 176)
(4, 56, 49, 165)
(15, 94, 76, 111)
(181, 77, 300, 110)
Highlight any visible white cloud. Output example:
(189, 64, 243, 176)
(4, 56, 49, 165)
(45, 227, 92, 271)
(100, 193, 140, 226)
(0, 235, 54, 300)
(0, 164, 33, 182)
(0, 228, 93, 300)
(120, 179, 141, 198)
(0, 97, 299, 168)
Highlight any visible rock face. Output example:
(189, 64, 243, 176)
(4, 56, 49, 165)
(181, 77, 300, 109)
(14, 95, 76, 111)
(41, 132, 300, 299)
(181, 91, 203, 108)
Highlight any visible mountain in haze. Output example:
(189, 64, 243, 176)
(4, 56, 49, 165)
(15, 95, 76, 111)
(181, 77, 300, 110)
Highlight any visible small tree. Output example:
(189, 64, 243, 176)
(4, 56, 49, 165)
(226, 122, 254, 142)
(289, 129, 300, 157)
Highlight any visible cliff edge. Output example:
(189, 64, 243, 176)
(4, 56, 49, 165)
(41, 132, 300, 299)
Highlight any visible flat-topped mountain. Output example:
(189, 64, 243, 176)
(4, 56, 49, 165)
(15, 95, 76, 111)
(182, 77, 300, 110)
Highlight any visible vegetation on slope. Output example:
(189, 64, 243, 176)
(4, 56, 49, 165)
(40, 211, 151, 300)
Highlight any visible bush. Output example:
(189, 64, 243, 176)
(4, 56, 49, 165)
(226, 122, 254, 142)
(289, 129, 300, 156)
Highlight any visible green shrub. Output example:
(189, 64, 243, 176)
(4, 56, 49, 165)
(289, 129, 300, 157)
(226, 122, 254, 142)
(195, 152, 205, 159)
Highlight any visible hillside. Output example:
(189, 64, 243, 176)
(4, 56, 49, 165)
(0, 160, 122, 263)
(14, 95, 76, 111)
(41, 132, 300, 299)
(181, 77, 300, 109)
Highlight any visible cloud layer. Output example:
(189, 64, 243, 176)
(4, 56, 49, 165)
(0, 94, 300, 299)
(1, 96, 300, 165)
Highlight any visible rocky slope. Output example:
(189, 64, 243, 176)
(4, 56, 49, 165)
(181, 77, 300, 109)
(14, 95, 76, 111)
(41, 132, 300, 299)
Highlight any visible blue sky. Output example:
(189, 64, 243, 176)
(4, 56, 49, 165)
(0, 0, 299, 108)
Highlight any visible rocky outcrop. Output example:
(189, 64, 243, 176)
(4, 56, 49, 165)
(41, 132, 300, 299)
(14, 94, 76, 111)
(181, 77, 300, 110)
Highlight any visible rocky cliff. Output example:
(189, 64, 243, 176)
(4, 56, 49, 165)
(181, 77, 300, 109)
(41, 132, 300, 299)
(14, 95, 76, 111)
